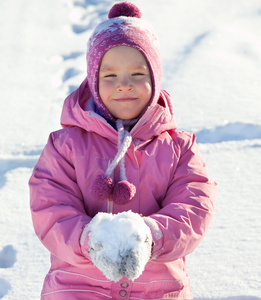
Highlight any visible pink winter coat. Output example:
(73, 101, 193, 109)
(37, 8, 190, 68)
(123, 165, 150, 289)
(29, 78, 217, 299)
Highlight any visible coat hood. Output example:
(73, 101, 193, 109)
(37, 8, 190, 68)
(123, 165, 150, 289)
(60, 77, 177, 141)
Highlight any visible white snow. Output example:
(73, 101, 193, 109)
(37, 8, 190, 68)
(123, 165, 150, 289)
(0, 0, 261, 299)
(84, 211, 152, 282)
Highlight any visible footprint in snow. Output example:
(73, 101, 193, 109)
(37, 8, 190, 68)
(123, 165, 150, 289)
(0, 155, 38, 189)
(61, 68, 83, 94)
(0, 245, 17, 269)
(0, 246, 16, 298)
(49, 53, 84, 89)
(62, 68, 82, 82)
(0, 278, 11, 299)
(62, 51, 84, 60)
(70, 0, 112, 34)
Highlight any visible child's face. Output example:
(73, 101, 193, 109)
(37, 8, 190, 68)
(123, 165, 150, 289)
(98, 46, 152, 120)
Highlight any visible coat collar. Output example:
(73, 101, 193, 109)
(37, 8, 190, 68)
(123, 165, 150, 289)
(60, 77, 177, 143)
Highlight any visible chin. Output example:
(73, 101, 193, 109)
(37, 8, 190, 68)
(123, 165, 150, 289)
(117, 114, 139, 120)
(115, 109, 144, 120)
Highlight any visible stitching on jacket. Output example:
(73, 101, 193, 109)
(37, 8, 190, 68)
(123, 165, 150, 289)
(132, 276, 186, 285)
(48, 269, 111, 283)
(42, 289, 112, 298)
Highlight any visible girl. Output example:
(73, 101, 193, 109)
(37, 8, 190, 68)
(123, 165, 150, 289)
(29, 2, 217, 299)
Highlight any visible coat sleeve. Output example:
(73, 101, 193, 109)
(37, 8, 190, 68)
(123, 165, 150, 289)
(147, 131, 217, 263)
(29, 131, 92, 268)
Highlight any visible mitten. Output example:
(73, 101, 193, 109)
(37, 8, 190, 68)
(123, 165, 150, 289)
(117, 211, 152, 280)
(81, 211, 152, 282)
(82, 212, 123, 282)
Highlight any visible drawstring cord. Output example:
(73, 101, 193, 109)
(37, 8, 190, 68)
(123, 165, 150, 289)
(105, 119, 132, 179)
(91, 119, 136, 205)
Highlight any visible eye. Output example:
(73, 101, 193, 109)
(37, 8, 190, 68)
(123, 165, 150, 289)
(132, 73, 144, 77)
(104, 74, 116, 78)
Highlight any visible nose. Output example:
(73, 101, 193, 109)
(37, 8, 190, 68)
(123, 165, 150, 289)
(117, 77, 133, 92)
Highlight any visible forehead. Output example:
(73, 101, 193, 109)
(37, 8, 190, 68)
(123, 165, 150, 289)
(100, 45, 149, 69)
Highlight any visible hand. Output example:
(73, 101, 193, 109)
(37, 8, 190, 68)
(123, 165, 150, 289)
(120, 232, 152, 280)
(87, 212, 123, 282)
(84, 211, 152, 281)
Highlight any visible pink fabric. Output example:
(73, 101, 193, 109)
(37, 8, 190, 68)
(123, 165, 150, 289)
(91, 174, 114, 201)
(113, 180, 136, 204)
(29, 79, 217, 299)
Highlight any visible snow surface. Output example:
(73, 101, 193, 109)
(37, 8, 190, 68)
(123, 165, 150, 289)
(0, 0, 261, 299)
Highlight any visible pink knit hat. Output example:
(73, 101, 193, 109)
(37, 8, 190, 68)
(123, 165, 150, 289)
(87, 1, 161, 123)
(88, 2, 162, 205)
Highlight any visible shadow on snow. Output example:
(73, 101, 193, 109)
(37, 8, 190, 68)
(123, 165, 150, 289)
(196, 122, 261, 144)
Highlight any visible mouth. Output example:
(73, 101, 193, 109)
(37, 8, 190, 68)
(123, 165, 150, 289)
(114, 97, 137, 102)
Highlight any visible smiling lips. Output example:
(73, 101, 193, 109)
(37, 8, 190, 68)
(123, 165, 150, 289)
(114, 97, 137, 102)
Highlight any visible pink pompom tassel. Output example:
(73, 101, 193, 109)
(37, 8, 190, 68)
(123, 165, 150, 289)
(91, 174, 114, 201)
(113, 181, 136, 205)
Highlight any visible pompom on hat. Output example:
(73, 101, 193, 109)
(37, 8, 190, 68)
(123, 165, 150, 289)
(88, 2, 161, 205)
(108, 2, 142, 18)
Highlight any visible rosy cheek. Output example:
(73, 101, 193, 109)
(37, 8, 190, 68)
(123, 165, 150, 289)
(99, 80, 111, 95)
(101, 80, 114, 90)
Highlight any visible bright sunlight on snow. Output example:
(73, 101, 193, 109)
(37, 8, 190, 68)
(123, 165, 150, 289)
(0, 0, 260, 299)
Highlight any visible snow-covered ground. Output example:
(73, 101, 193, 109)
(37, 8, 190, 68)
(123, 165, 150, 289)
(0, 0, 261, 299)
